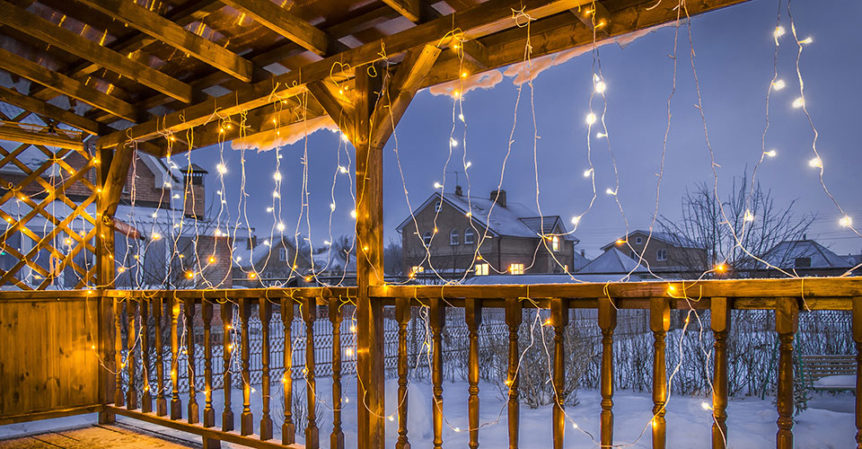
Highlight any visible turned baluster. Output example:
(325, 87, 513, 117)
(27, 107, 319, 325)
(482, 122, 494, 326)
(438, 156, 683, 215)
(126, 298, 137, 410)
(775, 298, 798, 449)
(221, 301, 234, 432)
(259, 297, 273, 440)
(303, 296, 319, 449)
(202, 298, 215, 428)
(281, 298, 296, 445)
(113, 297, 124, 407)
(430, 297, 446, 449)
(650, 297, 670, 449)
(396, 297, 412, 449)
(185, 297, 199, 424)
(711, 297, 730, 449)
(505, 298, 522, 449)
(154, 296, 166, 416)
(170, 297, 182, 419)
(330, 297, 345, 449)
(598, 296, 617, 448)
(239, 297, 253, 435)
(465, 298, 482, 449)
(141, 298, 152, 413)
(551, 298, 568, 449)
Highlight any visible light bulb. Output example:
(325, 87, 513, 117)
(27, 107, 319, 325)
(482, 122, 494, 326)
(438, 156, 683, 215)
(792, 97, 805, 109)
(216, 163, 227, 174)
(273, 172, 282, 181)
(839, 215, 853, 228)
(701, 401, 712, 411)
(772, 79, 786, 91)
(808, 157, 822, 168)
(799, 36, 813, 45)
(773, 26, 785, 39)
(605, 187, 616, 196)
(338, 166, 348, 174)
(273, 191, 280, 198)
(583, 168, 593, 178)
(458, 113, 465, 122)
(449, 137, 458, 147)
(594, 80, 607, 94)
(266, 207, 273, 213)
(743, 210, 755, 222)
(330, 203, 336, 211)
(433, 182, 443, 189)
(596, 132, 607, 138)
(585, 112, 597, 125)
(465, 161, 472, 169)
(350, 210, 357, 219)
(571, 216, 581, 225)
(276, 222, 285, 231)
(341, 133, 349, 143)
(764, 149, 777, 158)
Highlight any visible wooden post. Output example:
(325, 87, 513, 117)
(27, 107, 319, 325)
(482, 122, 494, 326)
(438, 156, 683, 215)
(239, 297, 253, 436)
(281, 298, 295, 444)
(598, 296, 616, 448)
(465, 298, 482, 449)
(303, 296, 320, 449)
(184, 297, 198, 424)
(551, 298, 568, 449)
(775, 297, 798, 449)
(221, 301, 235, 432)
(711, 297, 730, 449)
(96, 145, 116, 424)
(330, 297, 345, 449)
(650, 297, 670, 449)
(170, 297, 182, 420)
(852, 298, 862, 448)
(259, 297, 273, 440)
(430, 297, 446, 449)
(395, 297, 411, 449)
(354, 63, 386, 449)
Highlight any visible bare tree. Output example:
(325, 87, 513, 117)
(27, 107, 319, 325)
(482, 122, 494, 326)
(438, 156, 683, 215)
(658, 175, 814, 273)
(383, 239, 403, 276)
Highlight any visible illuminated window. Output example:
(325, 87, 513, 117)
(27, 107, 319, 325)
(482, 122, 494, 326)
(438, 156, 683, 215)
(411, 265, 425, 274)
(656, 248, 668, 261)
(464, 228, 475, 245)
(475, 263, 489, 275)
(434, 201, 442, 212)
(449, 229, 459, 246)
(508, 263, 525, 275)
(422, 232, 432, 246)
(551, 236, 560, 252)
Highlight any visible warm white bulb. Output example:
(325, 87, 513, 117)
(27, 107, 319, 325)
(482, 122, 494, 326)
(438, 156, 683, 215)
(350, 210, 357, 219)
(772, 79, 786, 91)
(266, 207, 273, 213)
(764, 149, 777, 158)
(273, 191, 280, 198)
(276, 222, 285, 232)
(338, 165, 348, 174)
(773, 26, 785, 39)
(572, 422, 579, 429)
(605, 187, 616, 196)
(840, 215, 853, 228)
(743, 210, 755, 222)
(799, 36, 813, 45)
(449, 137, 458, 147)
(273, 172, 282, 181)
(792, 97, 805, 108)
(465, 161, 472, 169)
(808, 157, 823, 168)
(594, 80, 607, 94)
(571, 216, 581, 225)
(585, 112, 597, 125)
(596, 132, 607, 138)
(701, 401, 712, 411)
(433, 182, 443, 189)
(341, 133, 349, 143)
(583, 168, 593, 178)
(458, 113, 465, 122)
(216, 163, 227, 175)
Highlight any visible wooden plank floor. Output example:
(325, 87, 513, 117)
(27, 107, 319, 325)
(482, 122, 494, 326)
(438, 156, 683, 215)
(0, 423, 195, 448)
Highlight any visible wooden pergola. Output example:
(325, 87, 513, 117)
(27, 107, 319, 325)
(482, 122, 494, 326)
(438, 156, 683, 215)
(9, 1, 858, 449)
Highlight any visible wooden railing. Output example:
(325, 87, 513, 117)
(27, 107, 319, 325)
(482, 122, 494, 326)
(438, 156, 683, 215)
(2, 277, 861, 449)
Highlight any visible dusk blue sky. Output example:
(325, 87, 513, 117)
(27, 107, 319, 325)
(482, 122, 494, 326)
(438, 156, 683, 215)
(189, 0, 862, 258)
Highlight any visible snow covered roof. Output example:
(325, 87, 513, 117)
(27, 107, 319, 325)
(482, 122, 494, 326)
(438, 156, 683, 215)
(464, 272, 653, 284)
(397, 192, 576, 242)
(761, 240, 852, 269)
(600, 230, 701, 251)
(577, 248, 647, 274)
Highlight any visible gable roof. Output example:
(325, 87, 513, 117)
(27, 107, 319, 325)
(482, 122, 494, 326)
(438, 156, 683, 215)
(577, 247, 647, 274)
(600, 230, 701, 251)
(396, 192, 578, 243)
(761, 240, 852, 269)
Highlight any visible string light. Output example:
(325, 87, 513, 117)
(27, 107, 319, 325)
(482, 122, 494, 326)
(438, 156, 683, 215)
(771, 79, 786, 91)
(799, 36, 813, 45)
(585, 112, 597, 125)
(458, 113, 465, 122)
(216, 163, 227, 174)
(338, 165, 348, 174)
(743, 209, 755, 222)
(350, 210, 357, 219)
(570, 216, 581, 225)
(583, 168, 593, 178)
(449, 137, 458, 147)
(273, 172, 282, 181)
(839, 215, 853, 228)
(808, 157, 823, 168)
(764, 149, 777, 158)
(605, 188, 617, 196)
(433, 182, 443, 189)
(595, 132, 607, 138)
(701, 401, 712, 411)
(276, 222, 285, 232)
(792, 97, 805, 108)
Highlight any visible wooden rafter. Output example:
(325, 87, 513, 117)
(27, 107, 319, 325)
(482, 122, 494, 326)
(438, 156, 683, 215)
(76, 0, 254, 83)
(0, 86, 102, 135)
(219, 0, 331, 56)
(0, 0, 193, 103)
(0, 123, 83, 151)
(307, 81, 355, 138)
(382, 0, 421, 23)
(0, 48, 140, 122)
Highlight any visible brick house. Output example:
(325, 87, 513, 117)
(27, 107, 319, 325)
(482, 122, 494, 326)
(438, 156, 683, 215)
(397, 187, 580, 279)
(600, 230, 707, 274)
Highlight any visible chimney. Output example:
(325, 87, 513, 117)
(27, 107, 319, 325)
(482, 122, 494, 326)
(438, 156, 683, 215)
(581, 249, 585, 257)
(181, 164, 207, 219)
(455, 185, 463, 196)
(490, 189, 507, 208)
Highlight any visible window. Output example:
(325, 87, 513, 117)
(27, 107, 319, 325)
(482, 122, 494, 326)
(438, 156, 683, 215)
(635, 236, 643, 244)
(795, 257, 811, 268)
(551, 236, 560, 252)
(279, 247, 287, 261)
(508, 263, 525, 275)
(449, 229, 459, 246)
(411, 265, 425, 274)
(422, 232, 432, 246)
(656, 248, 668, 261)
(475, 263, 489, 276)
(434, 201, 442, 212)
(464, 228, 475, 245)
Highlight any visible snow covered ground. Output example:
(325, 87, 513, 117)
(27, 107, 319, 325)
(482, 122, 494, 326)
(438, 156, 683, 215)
(1, 379, 855, 448)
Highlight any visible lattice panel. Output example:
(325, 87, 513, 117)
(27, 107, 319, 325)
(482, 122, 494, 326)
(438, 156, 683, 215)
(0, 104, 98, 290)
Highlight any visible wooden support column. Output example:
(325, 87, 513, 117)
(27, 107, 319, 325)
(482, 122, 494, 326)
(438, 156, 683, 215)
(598, 296, 616, 448)
(551, 298, 568, 449)
(465, 298, 482, 449)
(852, 298, 862, 448)
(96, 144, 115, 425)
(505, 298, 522, 449)
(650, 297, 670, 449)
(349, 46, 440, 449)
(775, 298, 798, 449)
(430, 297, 446, 449)
(711, 297, 730, 449)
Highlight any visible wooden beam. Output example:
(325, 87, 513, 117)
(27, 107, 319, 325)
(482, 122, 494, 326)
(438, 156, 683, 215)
(219, 0, 330, 56)
(0, 86, 101, 135)
(0, 123, 83, 150)
(0, 0, 193, 103)
(459, 39, 490, 68)
(100, 143, 135, 219)
(0, 48, 139, 122)
(573, 0, 610, 33)
(382, 0, 421, 22)
(307, 81, 354, 138)
(76, 0, 253, 82)
(98, 0, 748, 150)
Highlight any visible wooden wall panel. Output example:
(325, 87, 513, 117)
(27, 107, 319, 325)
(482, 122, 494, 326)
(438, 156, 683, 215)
(0, 297, 100, 418)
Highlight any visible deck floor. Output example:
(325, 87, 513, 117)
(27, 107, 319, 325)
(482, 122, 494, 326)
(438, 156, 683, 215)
(0, 423, 195, 449)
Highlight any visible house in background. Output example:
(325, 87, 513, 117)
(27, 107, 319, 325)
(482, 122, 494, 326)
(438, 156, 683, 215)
(760, 239, 854, 277)
(600, 230, 707, 275)
(398, 187, 580, 280)
(231, 235, 312, 287)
